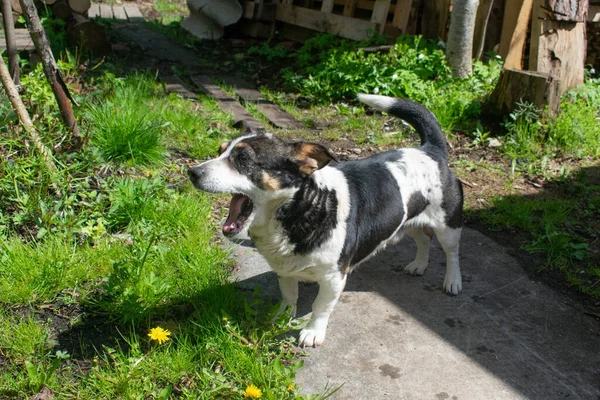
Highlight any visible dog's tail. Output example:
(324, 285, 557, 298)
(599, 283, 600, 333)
(357, 93, 448, 158)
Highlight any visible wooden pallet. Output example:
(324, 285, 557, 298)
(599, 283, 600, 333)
(0, 28, 34, 51)
(271, 0, 416, 42)
(88, 2, 144, 22)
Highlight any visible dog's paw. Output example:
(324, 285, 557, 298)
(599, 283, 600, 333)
(443, 274, 462, 295)
(404, 260, 428, 276)
(298, 328, 326, 347)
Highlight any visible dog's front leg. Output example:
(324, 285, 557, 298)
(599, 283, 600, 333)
(299, 270, 347, 347)
(277, 275, 298, 318)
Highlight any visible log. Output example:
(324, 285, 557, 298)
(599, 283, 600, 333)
(529, 0, 587, 94)
(42, 0, 57, 5)
(182, 0, 242, 39)
(67, 0, 90, 14)
(2, 0, 21, 86)
(52, 1, 72, 20)
(484, 69, 561, 119)
(18, 0, 83, 152)
(68, 12, 109, 55)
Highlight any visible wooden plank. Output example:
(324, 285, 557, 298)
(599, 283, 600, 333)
(243, 0, 256, 19)
(529, 0, 586, 94)
(275, 4, 378, 41)
(589, 4, 600, 21)
(321, 0, 335, 12)
(0, 28, 34, 51)
(220, 76, 304, 129)
(99, 3, 113, 19)
(343, 0, 358, 17)
(392, 0, 412, 32)
(421, 0, 449, 39)
(88, 3, 101, 18)
(498, 0, 533, 69)
(189, 74, 265, 133)
(123, 2, 144, 21)
(371, 0, 392, 34)
(112, 5, 127, 20)
(162, 75, 198, 100)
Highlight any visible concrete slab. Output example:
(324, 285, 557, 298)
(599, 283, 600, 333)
(229, 228, 600, 400)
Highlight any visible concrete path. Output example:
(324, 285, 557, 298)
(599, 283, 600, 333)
(231, 228, 600, 399)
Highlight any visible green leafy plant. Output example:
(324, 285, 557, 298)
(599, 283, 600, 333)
(25, 350, 70, 392)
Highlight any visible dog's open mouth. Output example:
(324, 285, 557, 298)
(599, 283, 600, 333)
(223, 194, 253, 236)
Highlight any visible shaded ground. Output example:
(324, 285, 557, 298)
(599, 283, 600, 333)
(230, 229, 600, 399)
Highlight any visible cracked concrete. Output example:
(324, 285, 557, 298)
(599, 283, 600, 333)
(230, 228, 600, 400)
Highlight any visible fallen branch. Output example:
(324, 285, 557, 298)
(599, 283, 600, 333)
(18, 0, 83, 152)
(0, 53, 57, 171)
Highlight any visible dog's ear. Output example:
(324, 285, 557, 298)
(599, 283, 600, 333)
(218, 141, 231, 155)
(292, 142, 338, 176)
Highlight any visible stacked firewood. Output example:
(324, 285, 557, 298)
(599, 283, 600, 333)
(587, 21, 600, 70)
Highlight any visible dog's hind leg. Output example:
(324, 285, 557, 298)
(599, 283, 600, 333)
(277, 275, 298, 318)
(299, 270, 347, 347)
(404, 227, 433, 276)
(434, 226, 462, 295)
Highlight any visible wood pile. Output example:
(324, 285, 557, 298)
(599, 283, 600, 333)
(587, 4, 600, 70)
(6, 0, 109, 54)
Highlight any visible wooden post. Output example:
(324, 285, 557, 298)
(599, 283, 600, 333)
(1, 0, 20, 86)
(529, 0, 588, 94)
(18, 0, 83, 152)
(498, 0, 533, 69)
(392, 0, 413, 33)
(472, 0, 494, 60)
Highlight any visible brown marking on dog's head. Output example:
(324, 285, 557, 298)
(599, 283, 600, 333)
(218, 141, 231, 155)
(261, 171, 281, 191)
(293, 143, 337, 176)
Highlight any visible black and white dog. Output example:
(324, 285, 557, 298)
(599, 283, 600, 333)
(188, 94, 463, 347)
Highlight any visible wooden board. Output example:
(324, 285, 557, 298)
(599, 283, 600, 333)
(112, 5, 127, 20)
(392, 0, 412, 33)
(88, 3, 100, 18)
(99, 3, 112, 19)
(162, 75, 198, 100)
(371, 0, 392, 33)
(498, 0, 533, 69)
(220, 76, 304, 130)
(123, 2, 144, 22)
(590, 4, 600, 21)
(0, 28, 34, 51)
(275, 4, 378, 41)
(190, 74, 265, 133)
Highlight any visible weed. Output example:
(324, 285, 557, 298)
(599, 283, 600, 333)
(88, 74, 166, 165)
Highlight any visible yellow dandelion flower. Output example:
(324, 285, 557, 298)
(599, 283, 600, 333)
(148, 326, 171, 344)
(286, 383, 294, 392)
(243, 384, 262, 398)
(222, 317, 228, 322)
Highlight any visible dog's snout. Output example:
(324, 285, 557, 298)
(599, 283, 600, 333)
(187, 166, 204, 181)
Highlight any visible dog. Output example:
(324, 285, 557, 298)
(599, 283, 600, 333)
(188, 94, 463, 347)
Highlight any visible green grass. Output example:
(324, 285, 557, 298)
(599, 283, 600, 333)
(0, 70, 333, 399)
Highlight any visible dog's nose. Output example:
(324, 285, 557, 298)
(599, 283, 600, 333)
(187, 166, 204, 181)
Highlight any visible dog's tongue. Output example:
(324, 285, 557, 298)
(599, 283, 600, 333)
(223, 194, 247, 233)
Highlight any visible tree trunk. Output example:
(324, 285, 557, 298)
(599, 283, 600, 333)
(446, 0, 479, 78)
(484, 68, 561, 119)
(2, 0, 20, 86)
(18, 0, 83, 152)
(0, 55, 57, 171)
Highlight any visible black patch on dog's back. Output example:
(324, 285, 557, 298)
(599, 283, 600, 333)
(336, 151, 405, 268)
(277, 178, 338, 254)
(406, 192, 429, 220)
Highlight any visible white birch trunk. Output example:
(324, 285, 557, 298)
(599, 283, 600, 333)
(446, 0, 480, 78)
